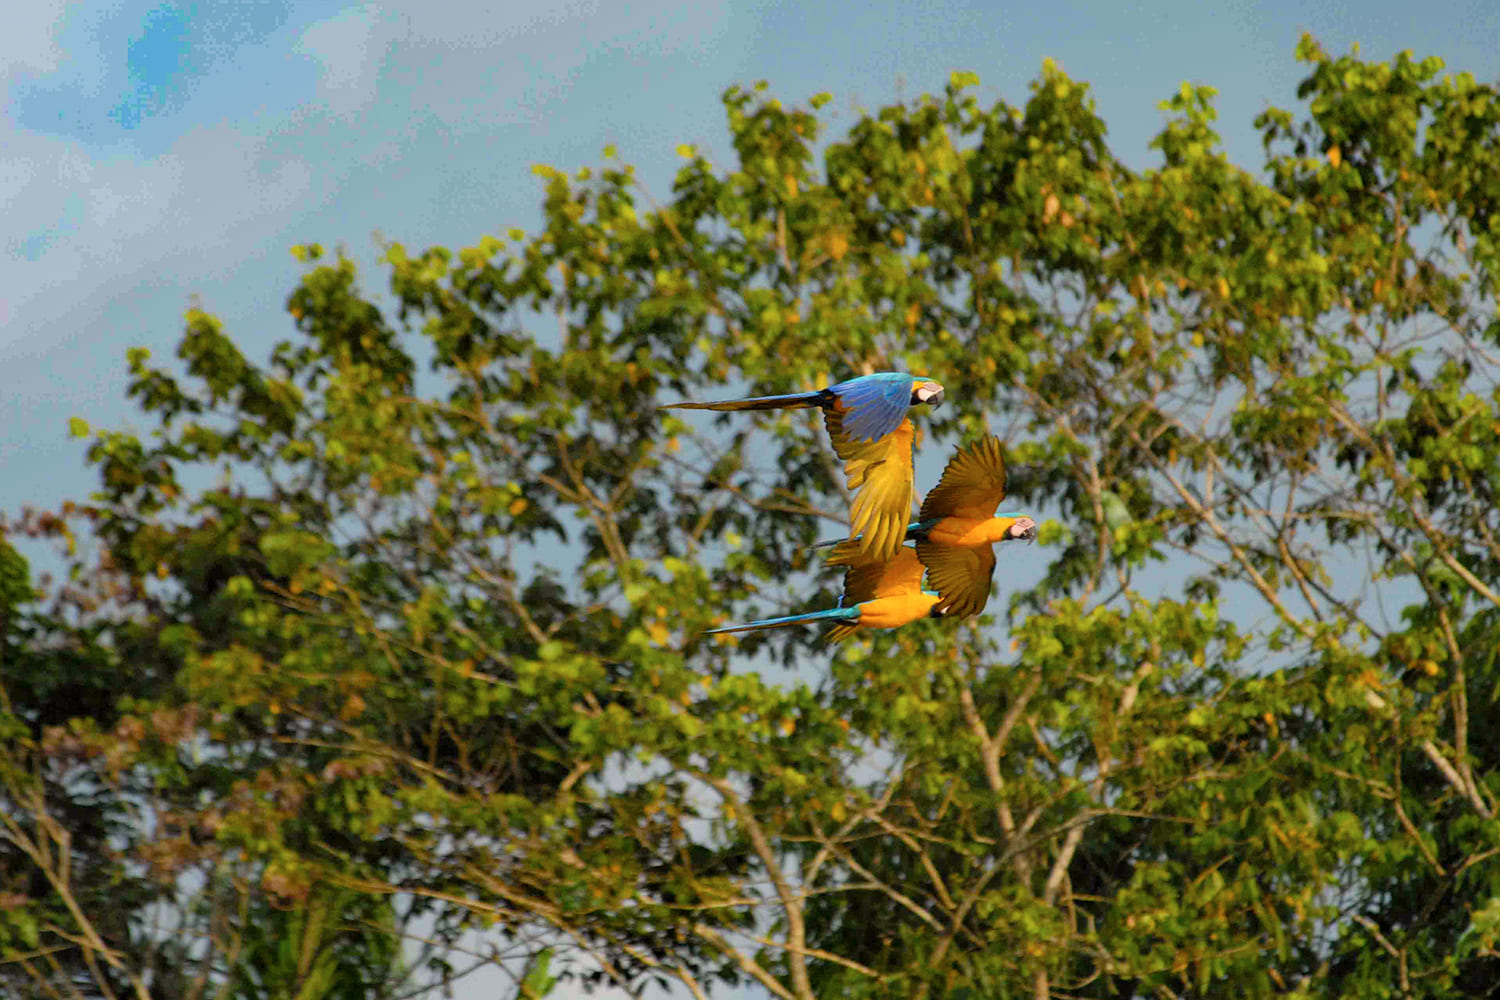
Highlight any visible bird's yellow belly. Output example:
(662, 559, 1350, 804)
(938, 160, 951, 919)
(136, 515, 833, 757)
(926, 517, 994, 548)
(858, 592, 940, 630)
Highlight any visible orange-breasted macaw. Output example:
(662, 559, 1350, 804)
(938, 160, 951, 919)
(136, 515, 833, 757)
(661, 372, 945, 561)
(818, 435, 1036, 618)
(704, 546, 941, 644)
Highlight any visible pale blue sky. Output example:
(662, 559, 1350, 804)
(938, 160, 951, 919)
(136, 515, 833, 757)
(3, 1, 1497, 521)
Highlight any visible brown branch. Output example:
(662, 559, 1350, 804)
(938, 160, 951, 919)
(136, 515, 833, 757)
(700, 774, 813, 1000)
(692, 924, 797, 1000)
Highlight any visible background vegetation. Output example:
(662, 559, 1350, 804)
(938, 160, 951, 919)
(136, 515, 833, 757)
(5, 34, 1500, 999)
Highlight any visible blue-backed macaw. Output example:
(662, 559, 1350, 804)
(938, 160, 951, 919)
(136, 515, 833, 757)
(818, 435, 1036, 618)
(704, 546, 941, 644)
(661, 372, 945, 562)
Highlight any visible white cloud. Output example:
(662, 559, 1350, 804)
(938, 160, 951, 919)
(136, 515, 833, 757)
(0, 0, 70, 80)
(0, 0, 748, 521)
(295, 4, 388, 116)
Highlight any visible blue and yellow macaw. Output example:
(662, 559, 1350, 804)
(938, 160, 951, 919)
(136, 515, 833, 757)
(820, 435, 1036, 618)
(704, 546, 941, 644)
(661, 372, 945, 561)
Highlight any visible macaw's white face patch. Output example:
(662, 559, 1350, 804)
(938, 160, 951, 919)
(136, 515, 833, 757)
(914, 381, 945, 406)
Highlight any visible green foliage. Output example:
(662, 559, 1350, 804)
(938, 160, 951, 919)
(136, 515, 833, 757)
(6, 33, 1500, 999)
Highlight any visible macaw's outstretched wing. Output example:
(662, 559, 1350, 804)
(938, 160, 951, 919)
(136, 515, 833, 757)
(840, 546, 926, 606)
(915, 540, 996, 619)
(825, 373, 918, 443)
(824, 409, 916, 563)
(920, 434, 1009, 521)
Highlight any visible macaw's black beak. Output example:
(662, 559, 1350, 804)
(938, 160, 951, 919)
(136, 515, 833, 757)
(927, 388, 945, 408)
(1015, 522, 1038, 544)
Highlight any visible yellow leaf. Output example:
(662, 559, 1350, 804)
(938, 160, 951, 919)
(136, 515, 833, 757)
(667, 436, 681, 453)
(784, 175, 799, 198)
(289, 578, 303, 595)
(647, 621, 670, 645)
(890, 228, 906, 247)
(1327, 146, 1342, 167)
(828, 232, 849, 261)
(1043, 193, 1060, 222)
(905, 303, 921, 328)
(1216, 276, 1230, 298)
(784, 308, 800, 325)
(509, 497, 529, 516)
(830, 800, 847, 822)
(340, 693, 366, 721)
(779, 717, 795, 737)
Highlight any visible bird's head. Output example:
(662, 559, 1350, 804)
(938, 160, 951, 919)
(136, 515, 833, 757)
(996, 514, 1038, 544)
(910, 378, 945, 409)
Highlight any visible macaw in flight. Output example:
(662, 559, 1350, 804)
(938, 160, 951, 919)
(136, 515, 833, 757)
(704, 546, 941, 644)
(819, 434, 1036, 618)
(661, 372, 945, 562)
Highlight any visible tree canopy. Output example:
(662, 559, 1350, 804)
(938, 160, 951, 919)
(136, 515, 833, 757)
(6, 33, 1500, 1000)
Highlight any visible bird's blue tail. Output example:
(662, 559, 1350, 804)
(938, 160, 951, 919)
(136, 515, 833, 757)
(705, 605, 859, 635)
(660, 389, 828, 413)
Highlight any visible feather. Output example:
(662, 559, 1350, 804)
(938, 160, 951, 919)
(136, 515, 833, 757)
(920, 435, 1009, 521)
(816, 518, 939, 564)
(827, 373, 917, 442)
(841, 546, 926, 605)
(825, 411, 916, 562)
(660, 389, 828, 412)
(915, 541, 996, 618)
(705, 605, 860, 635)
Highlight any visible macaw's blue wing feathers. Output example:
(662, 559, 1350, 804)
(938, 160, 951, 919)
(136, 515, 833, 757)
(824, 411, 916, 563)
(915, 540, 996, 618)
(827, 373, 916, 442)
(705, 605, 859, 635)
(660, 389, 829, 413)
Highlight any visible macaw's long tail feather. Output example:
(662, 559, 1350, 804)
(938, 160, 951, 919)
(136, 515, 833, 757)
(660, 389, 830, 413)
(825, 622, 861, 644)
(704, 605, 860, 635)
(821, 538, 867, 567)
(812, 518, 938, 560)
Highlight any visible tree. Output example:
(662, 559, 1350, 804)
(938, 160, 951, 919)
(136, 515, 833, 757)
(5, 33, 1500, 999)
